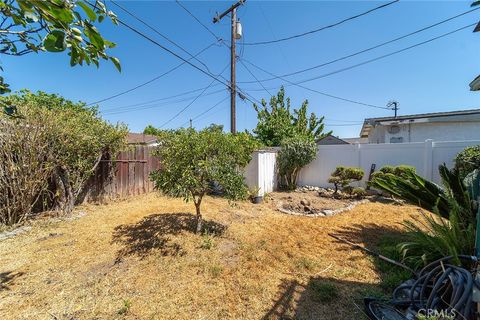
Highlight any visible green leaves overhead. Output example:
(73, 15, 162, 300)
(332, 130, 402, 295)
(0, 0, 121, 89)
(43, 29, 66, 52)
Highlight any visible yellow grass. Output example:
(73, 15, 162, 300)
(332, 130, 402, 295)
(0, 193, 421, 319)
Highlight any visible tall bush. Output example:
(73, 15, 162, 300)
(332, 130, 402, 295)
(0, 91, 127, 225)
(150, 128, 258, 233)
(277, 137, 318, 190)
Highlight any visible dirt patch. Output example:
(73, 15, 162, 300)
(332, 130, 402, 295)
(267, 191, 359, 216)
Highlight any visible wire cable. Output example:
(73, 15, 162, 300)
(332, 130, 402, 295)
(159, 63, 230, 128)
(87, 41, 217, 106)
(180, 95, 229, 127)
(237, 7, 480, 84)
(175, 0, 223, 42)
(110, 0, 219, 76)
(238, 59, 273, 96)
(240, 58, 388, 109)
(243, 0, 400, 46)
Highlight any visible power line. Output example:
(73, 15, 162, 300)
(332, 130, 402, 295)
(101, 88, 226, 115)
(84, 1, 236, 95)
(243, 0, 399, 46)
(237, 7, 480, 84)
(159, 64, 230, 128)
(180, 95, 229, 127)
(87, 42, 218, 106)
(110, 0, 219, 76)
(240, 58, 388, 110)
(175, 0, 222, 42)
(238, 58, 273, 96)
(176, 0, 380, 111)
(262, 23, 477, 88)
(101, 86, 221, 111)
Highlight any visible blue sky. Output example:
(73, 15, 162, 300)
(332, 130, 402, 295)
(2, 0, 480, 138)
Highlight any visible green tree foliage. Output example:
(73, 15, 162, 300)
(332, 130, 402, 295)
(277, 136, 318, 190)
(370, 164, 480, 266)
(328, 166, 364, 194)
(454, 145, 480, 179)
(0, 90, 127, 225)
(253, 87, 331, 146)
(150, 128, 258, 233)
(0, 0, 120, 93)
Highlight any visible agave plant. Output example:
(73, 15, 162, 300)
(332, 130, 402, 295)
(370, 165, 479, 266)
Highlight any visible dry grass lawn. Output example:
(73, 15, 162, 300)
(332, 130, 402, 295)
(0, 193, 421, 319)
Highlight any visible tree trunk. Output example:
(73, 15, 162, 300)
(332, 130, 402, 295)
(194, 199, 203, 234)
(53, 167, 75, 214)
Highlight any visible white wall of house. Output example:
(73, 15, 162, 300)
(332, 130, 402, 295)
(368, 122, 480, 144)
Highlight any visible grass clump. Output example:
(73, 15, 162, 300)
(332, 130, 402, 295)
(294, 257, 317, 271)
(209, 265, 223, 278)
(309, 280, 339, 303)
(117, 299, 132, 316)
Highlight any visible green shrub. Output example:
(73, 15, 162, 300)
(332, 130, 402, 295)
(277, 136, 318, 190)
(0, 91, 127, 225)
(455, 145, 480, 179)
(371, 165, 416, 183)
(327, 166, 364, 194)
(370, 164, 480, 267)
(351, 187, 367, 198)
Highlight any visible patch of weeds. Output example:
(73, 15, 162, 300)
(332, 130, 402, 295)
(200, 231, 215, 250)
(375, 234, 414, 292)
(309, 280, 339, 303)
(209, 265, 223, 278)
(117, 299, 132, 316)
(294, 257, 317, 271)
(354, 287, 388, 300)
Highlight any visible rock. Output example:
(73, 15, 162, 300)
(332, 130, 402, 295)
(300, 199, 311, 207)
(322, 209, 334, 216)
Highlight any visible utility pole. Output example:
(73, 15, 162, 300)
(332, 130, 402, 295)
(213, 0, 245, 134)
(189, 119, 192, 128)
(387, 101, 399, 118)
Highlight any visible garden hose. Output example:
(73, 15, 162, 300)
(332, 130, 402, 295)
(387, 255, 480, 320)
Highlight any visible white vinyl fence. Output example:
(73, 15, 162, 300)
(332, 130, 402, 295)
(244, 140, 480, 193)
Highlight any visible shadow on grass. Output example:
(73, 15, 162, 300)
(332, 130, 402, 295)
(111, 212, 226, 261)
(333, 223, 414, 292)
(0, 271, 24, 291)
(263, 276, 382, 320)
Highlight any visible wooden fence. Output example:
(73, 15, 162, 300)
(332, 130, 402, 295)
(83, 145, 160, 202)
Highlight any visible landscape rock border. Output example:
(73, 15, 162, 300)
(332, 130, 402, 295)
(276, 199, 369, 217)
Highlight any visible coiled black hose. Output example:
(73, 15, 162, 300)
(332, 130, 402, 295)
(391, 255, 480, 319)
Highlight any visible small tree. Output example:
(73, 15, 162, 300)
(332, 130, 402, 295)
(277, 136, 317, 190)
(150, 128, 257, 233)
(328, 166, 364, 194)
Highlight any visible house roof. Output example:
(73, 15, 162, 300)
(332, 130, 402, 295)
(316, 135, 349, 145)
(360, 108, 480, 137)
(470, 75, 480, 91)
(126, 132, 158, 145)
(342, 137, 369, 144)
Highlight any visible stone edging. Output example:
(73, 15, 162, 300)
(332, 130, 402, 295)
(276, 199, 369, 217)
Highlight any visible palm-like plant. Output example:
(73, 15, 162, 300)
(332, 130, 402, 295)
(370, 165, 479, 267)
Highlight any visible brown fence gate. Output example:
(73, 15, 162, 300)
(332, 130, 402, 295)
(84, 145, 160, 202)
